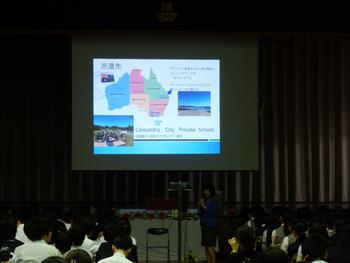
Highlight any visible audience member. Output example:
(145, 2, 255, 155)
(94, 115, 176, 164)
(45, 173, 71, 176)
(79, 217, 102, 259)
(95, 218, 138, 263)
(49, 220, 67, 245)
(117, 218, 138, 263)
(96, 220, 119, 263)
(327, 221, 350, 263)
(297, 222, 329, 262)
(303, 234, 328, 263)
(227, 225, 258, 263)
(98, 234, 133, 263)
(55, 231, 72, 256)
(0, 215, 24, 252)
(286, 222, 307, 260)
(68, 225, 92, 258)
(13, 217, 61, 263)
(13, 206, 32, 243)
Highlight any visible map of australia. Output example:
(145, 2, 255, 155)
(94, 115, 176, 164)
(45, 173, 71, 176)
(105, 68, 169, 117)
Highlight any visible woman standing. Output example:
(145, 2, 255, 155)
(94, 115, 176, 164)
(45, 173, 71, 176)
(198, 184, 218, 263)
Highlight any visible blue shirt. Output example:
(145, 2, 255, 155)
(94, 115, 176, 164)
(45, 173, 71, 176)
(200, 197, 218, 227)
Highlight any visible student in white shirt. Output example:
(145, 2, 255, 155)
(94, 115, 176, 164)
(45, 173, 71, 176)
(13, 217, 61, 263)
(80, 217, 102, 259)
(68, 225, 93, 258)
(14, 206, 32, 244)
(98, 234, 133, 263)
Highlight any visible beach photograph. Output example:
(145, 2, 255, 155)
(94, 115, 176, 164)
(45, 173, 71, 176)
(178, 91, 211, 116)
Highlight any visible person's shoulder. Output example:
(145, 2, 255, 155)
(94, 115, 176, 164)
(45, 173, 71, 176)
(124, 257, 134, 263)
(97, 254, 116, 263)
(14, 243, 25, 255)
(97, 256, 109, 263)
(42, 243, 60, 254)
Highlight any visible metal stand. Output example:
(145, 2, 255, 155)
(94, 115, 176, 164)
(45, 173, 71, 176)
(168, 181, 192, 263)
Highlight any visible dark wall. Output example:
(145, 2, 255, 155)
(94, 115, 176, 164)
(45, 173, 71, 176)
(0, 1, 349, 32)
(1, 32, 349, 206)
(0, 35, 72, 202)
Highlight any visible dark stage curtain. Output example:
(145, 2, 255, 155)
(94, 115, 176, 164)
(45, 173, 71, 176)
(0, 32, 349, 207)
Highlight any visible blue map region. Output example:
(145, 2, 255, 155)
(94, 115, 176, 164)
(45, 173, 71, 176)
(105, 73, 130, 110)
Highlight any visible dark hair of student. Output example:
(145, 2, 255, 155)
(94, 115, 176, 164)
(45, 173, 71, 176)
(118, 218, 132, 235)
(65, 249, 92, 263)
(112, 233, 132, 251)
(236, 225, 256, 251)
(308, 221, 328, 238)
(103, 220, 120, 245)
(68, 224, 86, 246)
(0, 215, 18, 240)
(24, 217, 52, 241)
(50, 220, 67, 245)
(303, 234, 328, 261)
(257, 247, 289, 263)
(41, 256, 67, 263)
(55, 231, 72, 255)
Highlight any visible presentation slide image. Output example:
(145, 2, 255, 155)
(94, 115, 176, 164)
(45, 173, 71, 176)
(93, 115, 134, 148)
(93, 59, 220, 155)
(178, 91, 211, 116)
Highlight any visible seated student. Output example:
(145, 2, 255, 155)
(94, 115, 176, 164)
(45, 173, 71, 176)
(280, 217, 297, 253)
(271, 213, 291, 248)
(0, 215, 24, 253)
(117, 219, 137, 263)
(264, 207, 284, 248)
(302, 234, 328, 263)
(96, 220, 120, 263)
(286, 222, 307, 260)
(98, 234, 133, 263)
(297, 222, 329, 262)
(227, 225, 259, 263)
(65, 249, 92, 263)
(59, 209, 74, 231)
(55, 232, 72, 256)
(79, 216, 102, 259)
(96, 219, 137, 263)
(68, 225, 93, 258)
(246, 206, 267, 252)
(49, 220, 67, 246)
(13, 206, 32, 244)
(13, 217, 61, 263)
(328, 221, 350, 263)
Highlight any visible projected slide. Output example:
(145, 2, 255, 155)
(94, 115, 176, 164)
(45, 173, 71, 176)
(93, 59, 220, 154)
